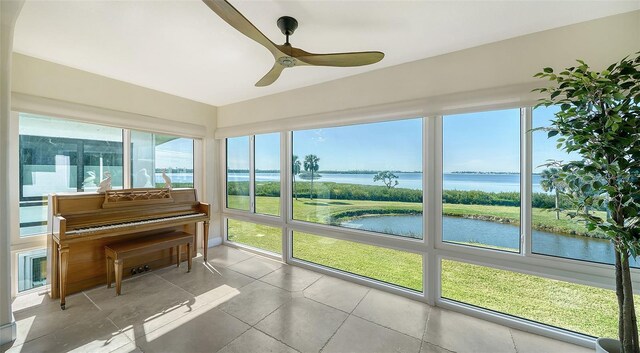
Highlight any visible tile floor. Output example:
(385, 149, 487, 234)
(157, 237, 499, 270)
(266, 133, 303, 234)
(2, 245, 593, 353)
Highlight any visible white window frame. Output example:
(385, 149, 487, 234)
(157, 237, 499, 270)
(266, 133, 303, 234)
(219, 93, 640, 348)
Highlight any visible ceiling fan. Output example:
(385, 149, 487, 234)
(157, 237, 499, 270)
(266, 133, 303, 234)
(202, 0, 385, 87)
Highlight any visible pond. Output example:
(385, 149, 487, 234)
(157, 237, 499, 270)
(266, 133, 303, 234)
(341, 215, 639, 267)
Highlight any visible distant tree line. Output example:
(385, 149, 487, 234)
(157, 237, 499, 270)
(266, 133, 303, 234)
(227, 180, 579, 209)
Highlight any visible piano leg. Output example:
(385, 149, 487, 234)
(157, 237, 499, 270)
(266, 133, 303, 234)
(59, 245, 69, 310)
(203, 221, 210, 261)
(176, 245, 181, 267)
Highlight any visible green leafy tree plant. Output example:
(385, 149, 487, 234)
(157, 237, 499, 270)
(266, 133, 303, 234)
(303, 154, 320, 200)
(534, 52, 640, 353)
(373, 171, 399, 189)
(292, 155, 301, 200)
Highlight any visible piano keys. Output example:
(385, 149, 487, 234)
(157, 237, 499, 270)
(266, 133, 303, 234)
(47, 188, 210, 309)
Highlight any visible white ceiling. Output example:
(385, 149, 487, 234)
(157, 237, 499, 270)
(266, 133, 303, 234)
(13, 0, 640, 106)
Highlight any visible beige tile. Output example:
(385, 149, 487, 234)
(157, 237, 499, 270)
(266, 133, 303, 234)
(256, 297, 348, 353)
(510, 329, 593, 353)
(323, 315, 421, 353)
(260, 266, 322, 292)
(424, 308, 516, 353)
(227, 256, 284, 279)
(157, 261, 254, 305)
(137, 304, 249, 353)
(217, 328, 299, 353)
(208, 245, 255, 267)
(4, 317, 131, 353)
(108, 342, 144, 353)
(219, 280, 292, 325)
(420, 342, 455, 353)
(303, 276, 369, 313)
(352, 289, 430, 339)
(12, 292, 103, 346)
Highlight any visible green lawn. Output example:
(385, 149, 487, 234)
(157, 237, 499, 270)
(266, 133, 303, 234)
(225, 195, 622, 338)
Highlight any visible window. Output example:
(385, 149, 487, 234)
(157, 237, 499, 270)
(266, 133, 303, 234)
(293, 231, 423, 291)
(19, 113, 123, 236)
(529, 107, 632, 266)
(227, 219, 282, 254)
(291, 118, 423, 239)
(442, 109, 521, 252)
(255, 133, 280, 216)
(131, 131, 194, 188)
(17, 249, 47, 292)
(226, 136, 250, 211)
(441, 259, 638, 338)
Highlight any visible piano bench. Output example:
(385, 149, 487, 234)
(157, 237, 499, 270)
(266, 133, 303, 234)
(104, 231, 193, 296)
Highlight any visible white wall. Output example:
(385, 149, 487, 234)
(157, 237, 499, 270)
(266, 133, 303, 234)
(218, 10, 640, 129)
(10, 53, 222, 243)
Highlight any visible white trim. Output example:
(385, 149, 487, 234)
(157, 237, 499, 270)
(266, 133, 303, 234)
(12, 93, 206, 139)
(0, 320, 16, 346)
(215, 82, 542, 138)
(521, 107, 533, 257)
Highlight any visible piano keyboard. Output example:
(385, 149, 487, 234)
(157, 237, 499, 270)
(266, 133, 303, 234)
(66, 213, 207, 235)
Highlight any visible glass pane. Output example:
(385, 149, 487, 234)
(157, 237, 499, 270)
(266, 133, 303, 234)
(441, 259, 640, 338)
(227, 219, 282, 254)
(226, 136, 250, 211)
(255, 133, 280, 216)
(442, 109, 520, 252)
(131, 131, 194, 188)
(293, 231, 423, 291)
(531, 106, 633, 266)
(18, 248, 47, 292)
(19, 113, 123, 237)
(292, 118, 423, 239)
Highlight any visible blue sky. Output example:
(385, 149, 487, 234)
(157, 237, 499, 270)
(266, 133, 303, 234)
(227, 108, 572, 173)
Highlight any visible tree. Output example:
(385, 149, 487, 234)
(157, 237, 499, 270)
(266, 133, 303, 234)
(292, 155, 301, 200)
(539, 168, 564, 220)
(373, 171, 399, 189)
(534, 52, 640, 353)
(303, 154, 320, 199)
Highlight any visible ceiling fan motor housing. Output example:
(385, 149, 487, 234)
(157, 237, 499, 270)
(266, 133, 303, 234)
(277, 16, 298, 36)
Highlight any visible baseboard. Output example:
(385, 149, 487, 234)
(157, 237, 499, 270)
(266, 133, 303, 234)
(208, 236, 222, 248)
(0, 319, 16, 346)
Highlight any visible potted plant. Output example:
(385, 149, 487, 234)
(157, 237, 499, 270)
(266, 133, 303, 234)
(534, 52, 640, 353)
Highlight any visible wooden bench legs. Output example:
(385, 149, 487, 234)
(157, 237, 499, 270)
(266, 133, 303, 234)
(106, 243, 192, 296)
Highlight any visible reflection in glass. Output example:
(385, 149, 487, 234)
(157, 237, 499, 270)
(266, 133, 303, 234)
(442, 109, 521, 252)
(19, 113, 123, 236)
(292, 118, 423, 239)
(226, 136, 250, 211)
(18, 249, 47, 292)
(255, 133, 280, 216)
(131, 131, 194, 188)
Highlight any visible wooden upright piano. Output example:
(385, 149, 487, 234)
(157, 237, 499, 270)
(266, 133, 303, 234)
(47, 188, 210, 309)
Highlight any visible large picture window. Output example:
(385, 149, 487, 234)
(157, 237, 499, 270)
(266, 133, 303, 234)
(19, 113, 123, 236)
(131, 131, 194, 189)
(291, 118, 423, 239)
(442, 109, 521, 252)
(530, 107, 636, 267)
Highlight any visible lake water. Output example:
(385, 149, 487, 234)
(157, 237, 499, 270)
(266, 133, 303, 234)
(228, 172, 547, 193)
(342, 215, 639, 267)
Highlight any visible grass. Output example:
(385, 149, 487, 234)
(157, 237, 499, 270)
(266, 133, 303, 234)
(225, 195, 622, 337)
(442, 260, 639, 339)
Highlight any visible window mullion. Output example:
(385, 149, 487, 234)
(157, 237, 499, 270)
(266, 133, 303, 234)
(249, 135, 256, 213)
(521, 107, 532, 257)
(122, 129, 132, 189)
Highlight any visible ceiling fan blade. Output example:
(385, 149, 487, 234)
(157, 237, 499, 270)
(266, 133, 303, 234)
(202, 0, 281, 56)
(295, 51, 384, 67)
(255, 63, 285, 87)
